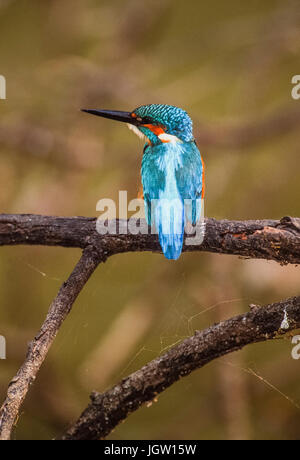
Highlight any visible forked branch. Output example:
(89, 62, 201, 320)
(0, 213, 299, 440)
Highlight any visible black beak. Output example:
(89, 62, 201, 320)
(81, 109, 139, 125)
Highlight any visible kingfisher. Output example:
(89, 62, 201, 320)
(82, 104, 205, 260)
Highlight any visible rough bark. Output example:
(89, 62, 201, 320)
(0, 213, 299, 440)
(61, 296, 300, 440)
(0, 214, 300, 264)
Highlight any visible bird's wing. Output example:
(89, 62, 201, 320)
(175, 141, 204, 225)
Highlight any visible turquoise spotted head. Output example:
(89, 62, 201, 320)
(81, 104, 194, 145)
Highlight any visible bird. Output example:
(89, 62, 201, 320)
(82, 104, 205, 260)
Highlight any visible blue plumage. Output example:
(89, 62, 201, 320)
(135, 105, 204, 260)
(81, 103, 205, 260)
(142, 139, 203, 259)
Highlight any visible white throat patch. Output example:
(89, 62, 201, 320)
(127, 123, 147, 141)
(158, 132, 182, 143)
(127, 123, 182, 144)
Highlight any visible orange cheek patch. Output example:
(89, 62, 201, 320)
(142, 124, 172, 143)
(143, 124, 165, 136)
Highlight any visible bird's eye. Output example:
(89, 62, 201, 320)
(131, 113, 143, 122)
(142, 117, 153, 124)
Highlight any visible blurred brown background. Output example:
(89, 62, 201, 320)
(0, 0, 300, 440)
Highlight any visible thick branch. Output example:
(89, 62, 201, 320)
(0, 213, 299, 440)
(62, 295, 300, 440)
(0, 246, 101, 440)
(0, 214, 299, 264)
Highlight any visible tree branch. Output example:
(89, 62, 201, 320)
(61, 295, 300, 440)
(0, 213, 299, 440)
(0, 214, 299, 264)
(0, 246, 102, 440)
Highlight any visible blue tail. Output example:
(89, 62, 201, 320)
(155, 198, 185, 260)
(159, 232, 184, 260)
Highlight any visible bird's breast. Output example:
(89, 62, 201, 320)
(142, 143, 184, 199)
